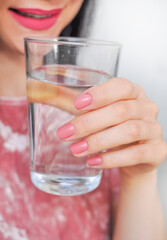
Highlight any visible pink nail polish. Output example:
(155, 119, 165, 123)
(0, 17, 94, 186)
(74, 93, 92, 110)
(87, 156, 102, 166)
(70, 140, 88, 154)
(57, 123, 74, 140)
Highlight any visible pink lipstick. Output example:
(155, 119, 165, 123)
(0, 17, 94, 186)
(9, 8, 62, 31)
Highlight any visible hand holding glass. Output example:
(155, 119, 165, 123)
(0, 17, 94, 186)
(24, 37, 121, 196)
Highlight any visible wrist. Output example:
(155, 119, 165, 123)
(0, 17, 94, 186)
(119, 169, 158, 192)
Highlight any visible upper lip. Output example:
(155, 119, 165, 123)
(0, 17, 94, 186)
(9, 8, 62, 16)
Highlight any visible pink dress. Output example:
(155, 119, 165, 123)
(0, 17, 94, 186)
(0, 97, 119, 240)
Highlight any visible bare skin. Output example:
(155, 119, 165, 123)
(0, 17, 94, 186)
(59, 78, 167, 239)
(0, 0, 84, 96)
(0, 0, 166, 239)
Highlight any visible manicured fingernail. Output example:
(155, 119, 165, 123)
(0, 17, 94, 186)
(70, 140, 88, 154)
(87, 156, 102, 166)
(57, 123, 74, 140)
(74, 93, 92, 110)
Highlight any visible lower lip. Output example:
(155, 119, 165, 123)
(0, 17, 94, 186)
(9, 9, 62, 31)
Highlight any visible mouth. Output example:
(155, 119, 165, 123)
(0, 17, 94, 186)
(9, 8, 62, 30)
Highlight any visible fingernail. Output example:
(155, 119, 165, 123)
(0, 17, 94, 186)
(70, 140, 88, 154)
(87, 156, 102, 166)
(57, 123, 74, 140)
(74, 93, 92, 110)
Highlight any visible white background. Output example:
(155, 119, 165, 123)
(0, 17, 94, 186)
(85, 0, 167, 225)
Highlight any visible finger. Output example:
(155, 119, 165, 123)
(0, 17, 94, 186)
(27, 77, 80, 115)
(70, 120, 162, 156)
(74, 78, 143, 111)
(57, 99, 157, 141)
(86, 140, 167, 169)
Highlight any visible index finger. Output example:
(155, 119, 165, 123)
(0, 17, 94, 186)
(74, 78, 140, 111)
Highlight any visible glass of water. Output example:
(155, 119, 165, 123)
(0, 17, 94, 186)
(24, 37, 121, 196)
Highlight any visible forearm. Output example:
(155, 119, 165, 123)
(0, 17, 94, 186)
(113, 170, 166, 240)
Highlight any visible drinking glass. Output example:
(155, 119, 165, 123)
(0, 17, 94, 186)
(24, 37, 121, 196)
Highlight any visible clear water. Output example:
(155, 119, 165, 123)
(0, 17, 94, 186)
(27, 65, 111, 195)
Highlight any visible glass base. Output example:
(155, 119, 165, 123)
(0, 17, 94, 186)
(31, 171, 102, 196)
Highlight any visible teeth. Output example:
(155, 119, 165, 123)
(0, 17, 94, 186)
(18, 11, 51, 19)
(13, 9, 51, 19)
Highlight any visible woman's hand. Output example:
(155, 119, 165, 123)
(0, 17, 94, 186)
(57, 77, 167, 179)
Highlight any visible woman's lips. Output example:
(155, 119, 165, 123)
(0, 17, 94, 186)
(9, 8, 62, 31)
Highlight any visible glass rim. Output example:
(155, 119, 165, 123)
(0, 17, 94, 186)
(24, 36, 122, 47)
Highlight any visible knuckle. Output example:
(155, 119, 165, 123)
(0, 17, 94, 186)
(92, 133, 105, 149)
(155, 122, 163, 138)
(133, 147, 144, 163)
(148, 100, 159, 118)
(152, 141, 167, 166)
(118, 78, 134, 96)
(116, 101, 129, 120)
(152, 102, 159, 117)
(88, 134, 104, 153)
(159, 141, 167, 162)
(137, 84, 145, 95)
(78, 115, 91, 133)
(128, 121, 141, 140)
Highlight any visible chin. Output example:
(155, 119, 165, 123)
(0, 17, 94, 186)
(4, 7, 64, 56)
(7, 28, 61, 57)
(0, 3, 81, 56)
